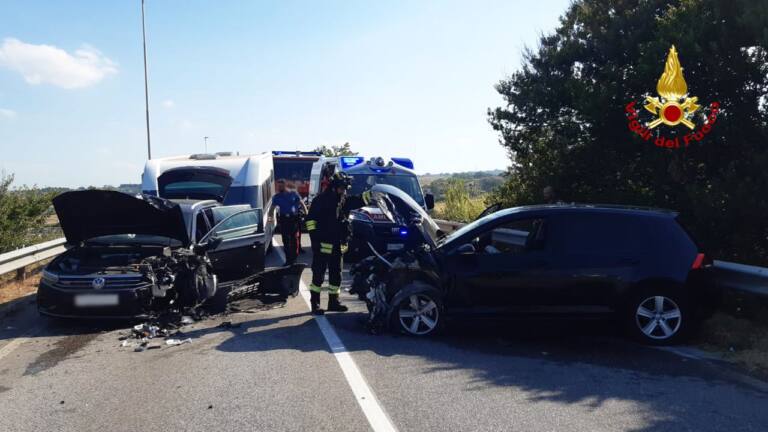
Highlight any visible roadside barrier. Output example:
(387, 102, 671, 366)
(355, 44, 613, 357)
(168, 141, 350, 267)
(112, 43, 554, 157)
(0, 238, 67, 281)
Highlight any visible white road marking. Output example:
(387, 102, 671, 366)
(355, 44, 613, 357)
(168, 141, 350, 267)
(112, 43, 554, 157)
(299, 279, 398, 432)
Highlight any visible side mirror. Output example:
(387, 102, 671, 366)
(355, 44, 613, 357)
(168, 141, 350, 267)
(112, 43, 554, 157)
(195, 236, 222, 254)
(425, 193, 435, 211)
(455, 243, 475, 255)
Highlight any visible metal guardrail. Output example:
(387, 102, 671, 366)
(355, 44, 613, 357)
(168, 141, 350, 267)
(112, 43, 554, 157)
(435, 219, 768, 298)
(0, 238, 67, 278)
(711, 260, 768, 297)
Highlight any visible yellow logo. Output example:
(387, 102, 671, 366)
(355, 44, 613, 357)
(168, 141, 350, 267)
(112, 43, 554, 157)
(644, 45, 699, 129)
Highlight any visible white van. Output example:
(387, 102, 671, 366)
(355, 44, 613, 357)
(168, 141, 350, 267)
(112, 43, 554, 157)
(141, 152, 275, 253)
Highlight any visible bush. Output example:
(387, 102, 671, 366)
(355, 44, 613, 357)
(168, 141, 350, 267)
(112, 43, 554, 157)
(435, 179, 487, 223)
(0, 173, 57, 253)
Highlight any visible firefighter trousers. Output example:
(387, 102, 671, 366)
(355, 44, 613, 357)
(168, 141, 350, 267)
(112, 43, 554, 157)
(310, 241, 343, 295)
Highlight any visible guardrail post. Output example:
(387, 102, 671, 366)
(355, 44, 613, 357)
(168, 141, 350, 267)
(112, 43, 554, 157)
(16, 266, 26, 282)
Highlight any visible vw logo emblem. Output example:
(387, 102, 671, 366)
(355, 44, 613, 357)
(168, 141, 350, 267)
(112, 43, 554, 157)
(92, 277, 106, 290)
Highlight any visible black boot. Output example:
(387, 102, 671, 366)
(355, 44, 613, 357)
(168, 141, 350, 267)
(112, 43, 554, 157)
(327, 293, 348, 312)
(310, 291, 325, 315)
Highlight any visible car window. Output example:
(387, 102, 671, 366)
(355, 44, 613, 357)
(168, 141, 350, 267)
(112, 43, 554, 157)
(556, 213, 652, 254)
(207, 209, 262, 241)
(209, 205, 251, 225)
(479, 218, 546, 254)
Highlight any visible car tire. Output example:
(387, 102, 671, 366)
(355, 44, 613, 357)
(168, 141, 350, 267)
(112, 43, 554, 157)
(390, 286, 443, 337)
(625, 287, 692, 345)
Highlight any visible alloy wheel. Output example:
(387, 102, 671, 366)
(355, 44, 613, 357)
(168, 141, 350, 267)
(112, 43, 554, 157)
(635, 295, 682, 340)
(398, 294, 439, 335)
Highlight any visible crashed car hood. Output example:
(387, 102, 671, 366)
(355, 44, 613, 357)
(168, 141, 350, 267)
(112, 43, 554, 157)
(369, 184, 441, 247)
(53, 190, 190, 245)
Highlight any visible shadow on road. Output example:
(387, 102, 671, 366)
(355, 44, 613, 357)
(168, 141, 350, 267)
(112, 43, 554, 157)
(206, 307, 768, 432)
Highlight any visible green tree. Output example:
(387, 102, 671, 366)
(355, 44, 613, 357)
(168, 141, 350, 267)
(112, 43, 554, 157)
(489, 0, 768, 264)
(0, 173, 57, 253)
(313, 142, 358, 157)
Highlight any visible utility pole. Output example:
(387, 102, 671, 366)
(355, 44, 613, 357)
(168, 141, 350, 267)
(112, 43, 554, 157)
(141, 0, 152, 160)
(204, 136, 209, 152)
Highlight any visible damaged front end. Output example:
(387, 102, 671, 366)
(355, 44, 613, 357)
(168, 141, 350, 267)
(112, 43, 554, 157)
(138, 247, 218, 313)
(364, 246, 439, 334)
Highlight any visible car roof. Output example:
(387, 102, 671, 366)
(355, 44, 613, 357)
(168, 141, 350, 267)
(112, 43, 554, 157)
(494, 203, 678, 219)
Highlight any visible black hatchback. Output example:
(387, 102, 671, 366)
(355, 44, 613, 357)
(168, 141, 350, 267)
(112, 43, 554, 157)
(364, 186, 716, 344)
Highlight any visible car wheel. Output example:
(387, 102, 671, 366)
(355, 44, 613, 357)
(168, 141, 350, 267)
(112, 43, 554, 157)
(626, 290, 690, 345)
(392, 291, 443, 337)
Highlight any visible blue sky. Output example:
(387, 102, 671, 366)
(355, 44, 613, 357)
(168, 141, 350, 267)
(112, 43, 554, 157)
(0, 0, 570, 188)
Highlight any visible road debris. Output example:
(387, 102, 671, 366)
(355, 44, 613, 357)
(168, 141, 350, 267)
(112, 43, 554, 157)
(165, 338, 192, 346)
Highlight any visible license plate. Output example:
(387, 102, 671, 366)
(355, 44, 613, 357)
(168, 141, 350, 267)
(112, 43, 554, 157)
(75, 294, 119, 307)
(387, 243, 404, 251)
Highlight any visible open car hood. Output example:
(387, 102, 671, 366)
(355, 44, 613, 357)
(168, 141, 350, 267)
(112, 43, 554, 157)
(369, 184, 441, 247)
(53, 190, 190, 245)
(158, 166, 233, 202)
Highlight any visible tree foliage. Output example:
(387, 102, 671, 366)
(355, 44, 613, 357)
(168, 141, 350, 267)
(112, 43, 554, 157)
(435, 179, 488, 223)
(313, 142, 358, 157)
(426, 173, 503, 201)
(0, 173, 57, 253)
(489, 0, 768, 264)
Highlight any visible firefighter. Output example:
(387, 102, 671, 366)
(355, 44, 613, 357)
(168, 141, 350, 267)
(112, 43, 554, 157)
(304, 172, 353, 315)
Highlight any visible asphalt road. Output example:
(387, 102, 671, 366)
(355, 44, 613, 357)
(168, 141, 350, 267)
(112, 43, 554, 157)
(1, 235, 767, 432)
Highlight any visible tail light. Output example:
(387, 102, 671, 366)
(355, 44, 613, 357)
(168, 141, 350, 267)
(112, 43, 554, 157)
(691, 253, 711, 269)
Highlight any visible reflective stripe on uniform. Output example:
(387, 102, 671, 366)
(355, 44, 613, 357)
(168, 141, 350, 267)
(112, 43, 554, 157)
(320, 242, 333, 254)
(362, 190, 372, 205)
(309, 284, 323, 293)
(305, 220, 317, 231)
(328, 285, 341, 294)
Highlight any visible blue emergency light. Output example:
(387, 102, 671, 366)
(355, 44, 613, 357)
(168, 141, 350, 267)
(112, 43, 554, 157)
(391, 158, 414, 170)
(399, 227, 409, 237)
(340, 156, 364, 169)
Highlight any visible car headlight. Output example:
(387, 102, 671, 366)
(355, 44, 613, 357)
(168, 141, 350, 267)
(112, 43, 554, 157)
(41, 269, 59, 284)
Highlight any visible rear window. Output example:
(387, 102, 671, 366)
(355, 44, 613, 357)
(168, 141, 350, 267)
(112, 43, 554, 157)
(274, 159, 314, 182)
(161, 181, 228, 200)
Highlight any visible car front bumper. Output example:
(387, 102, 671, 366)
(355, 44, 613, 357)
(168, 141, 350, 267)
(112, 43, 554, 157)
(37, 280, 152, 320)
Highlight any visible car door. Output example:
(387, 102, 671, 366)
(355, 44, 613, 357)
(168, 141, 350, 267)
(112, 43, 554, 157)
(547, 213, 647, 311)
(200, 208, 265, 282)
(444, 215, 555, 315)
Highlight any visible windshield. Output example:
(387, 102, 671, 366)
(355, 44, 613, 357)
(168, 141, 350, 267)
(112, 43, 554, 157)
(85, 234, 182, 247)
(350, 174, 425, 206)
